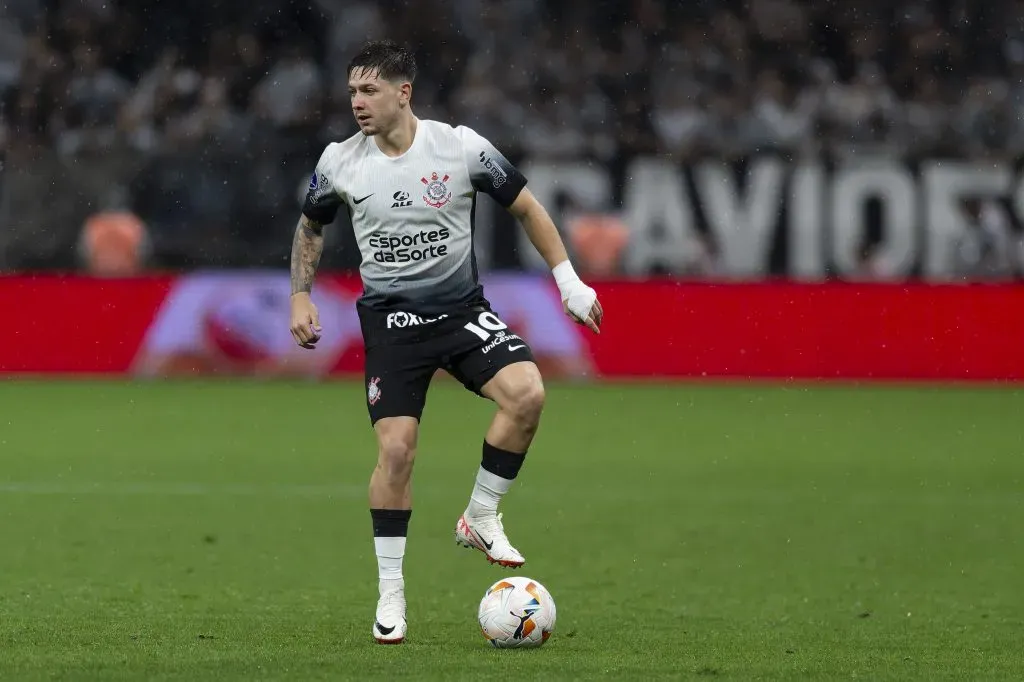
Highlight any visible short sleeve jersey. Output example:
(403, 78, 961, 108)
(302, 119, 527, 314)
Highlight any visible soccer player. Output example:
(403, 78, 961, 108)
(288, 40, 603, 644)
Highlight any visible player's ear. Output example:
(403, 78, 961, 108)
(400, 81, 412, 107)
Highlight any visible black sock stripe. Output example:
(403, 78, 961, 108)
(370, 508, 411, 537)
(480, 440, 526, 480)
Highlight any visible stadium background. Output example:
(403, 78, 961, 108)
(2, 0, 1023, 378)
(1, 2, 1023, 680)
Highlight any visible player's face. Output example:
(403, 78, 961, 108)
(348, 68, 409, 136)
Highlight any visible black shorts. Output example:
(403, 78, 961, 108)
(359, 303, 536, 425)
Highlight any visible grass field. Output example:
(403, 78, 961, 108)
(0, 379, 1022, 680)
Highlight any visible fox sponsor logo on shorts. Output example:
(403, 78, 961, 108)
(369, 227, 451, 263)
(386, 311, 449, 329)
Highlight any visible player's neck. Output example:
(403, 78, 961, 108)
(375, 114, 418, 158)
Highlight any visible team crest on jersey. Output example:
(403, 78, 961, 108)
(421, 172, 452, 208)
(367, 377, 382, 405)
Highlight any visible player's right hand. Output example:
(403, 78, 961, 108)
(289, 293, 322, 349)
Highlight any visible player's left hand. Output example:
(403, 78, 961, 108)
(563, 296, 602, 334)
(553, 261, 602, 334)
(561, 284, 602, 334)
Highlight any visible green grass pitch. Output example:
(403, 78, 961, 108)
(0, 379, 1022, 680)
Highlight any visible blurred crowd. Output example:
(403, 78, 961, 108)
(1, 0, 1023, 272)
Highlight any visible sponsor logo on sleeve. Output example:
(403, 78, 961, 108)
(308, 172, 331, 203)
(478, 151, 508, 188)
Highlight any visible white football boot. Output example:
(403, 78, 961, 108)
(372, 587, 407, 644)
(454, 511, 526, 568)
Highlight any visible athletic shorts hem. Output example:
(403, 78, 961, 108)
(367, 411, 422, 427)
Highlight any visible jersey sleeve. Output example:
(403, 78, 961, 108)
(459, 127, 527, 208)
(301, 145, 344, 224)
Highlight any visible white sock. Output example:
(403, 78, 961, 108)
(375, 536, 406, 596)
(467, 466, 515, 516)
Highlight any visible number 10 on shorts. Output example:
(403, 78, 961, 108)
(463, 312, 508, 341)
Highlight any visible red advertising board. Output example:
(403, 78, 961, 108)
(1, 273, 1022, 381)
(579, 281, 1024, 380)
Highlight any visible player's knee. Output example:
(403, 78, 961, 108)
(506, 380, 545, 430)
(377, 437, 416, 479)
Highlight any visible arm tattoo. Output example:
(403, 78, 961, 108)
(290, 215, 324, 295)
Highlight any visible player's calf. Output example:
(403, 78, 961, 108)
(484, 364, 546, 452)
(501, 381, 545, 443)
(370, 417, 418, 509)
(373, 438, 415, 503)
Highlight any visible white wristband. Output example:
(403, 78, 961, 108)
(552, 260, 580, 289)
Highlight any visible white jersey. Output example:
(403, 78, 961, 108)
(302, 118, 527, 314)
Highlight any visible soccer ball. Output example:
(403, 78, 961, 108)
(478, 576, 556, 648)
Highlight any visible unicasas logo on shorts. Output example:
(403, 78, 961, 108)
(369, 227, 451, 263)
(481, 330, 524, 354)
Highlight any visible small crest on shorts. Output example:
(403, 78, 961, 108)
(421, 171, 452, 208)
(367, 376, 382, 405)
